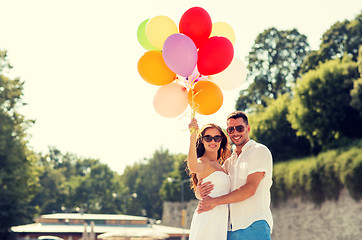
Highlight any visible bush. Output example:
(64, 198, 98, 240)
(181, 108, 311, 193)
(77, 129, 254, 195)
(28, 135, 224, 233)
(271, 139, 362, 206)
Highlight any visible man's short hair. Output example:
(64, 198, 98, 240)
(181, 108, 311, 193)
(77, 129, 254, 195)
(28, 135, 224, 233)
(227, 111, 249, 125)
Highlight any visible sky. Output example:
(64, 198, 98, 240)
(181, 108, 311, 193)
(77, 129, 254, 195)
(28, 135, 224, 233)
(1, 0, 361, 174)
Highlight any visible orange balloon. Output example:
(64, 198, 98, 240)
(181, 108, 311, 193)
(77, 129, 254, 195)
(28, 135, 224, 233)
(188, 80, 223, 115)
(137, 51, 176, 86)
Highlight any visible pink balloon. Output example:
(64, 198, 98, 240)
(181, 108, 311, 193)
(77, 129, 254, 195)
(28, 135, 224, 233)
(162, 33, 198, 77)
(197, 36, 234, 76)
(153, 82, 189, 118)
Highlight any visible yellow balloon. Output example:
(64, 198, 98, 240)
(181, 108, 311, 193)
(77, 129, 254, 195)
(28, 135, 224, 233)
(137, 51, 176, 86)
(210, 22, 236, 45)
(146, 15, 178, 50)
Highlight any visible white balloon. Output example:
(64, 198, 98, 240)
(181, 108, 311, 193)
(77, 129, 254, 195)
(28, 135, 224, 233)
(210, 58, 247, 90)
(153, 82, 189, 118)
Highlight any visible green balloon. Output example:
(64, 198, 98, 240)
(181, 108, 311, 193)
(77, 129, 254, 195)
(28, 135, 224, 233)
(137, 19, 158, 50)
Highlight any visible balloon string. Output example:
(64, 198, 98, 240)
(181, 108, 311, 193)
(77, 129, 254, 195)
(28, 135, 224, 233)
(189, 74, 201, 135)
(190, 73, 200, 120)
(190, 86, 196, 119)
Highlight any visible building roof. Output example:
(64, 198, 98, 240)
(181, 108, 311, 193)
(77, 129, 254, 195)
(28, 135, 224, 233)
(11, 213, 189, 237)
(38, 213, 148, 221)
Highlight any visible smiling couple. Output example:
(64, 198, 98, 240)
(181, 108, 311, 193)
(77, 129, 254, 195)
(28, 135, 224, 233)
(186, 111, 273, 240)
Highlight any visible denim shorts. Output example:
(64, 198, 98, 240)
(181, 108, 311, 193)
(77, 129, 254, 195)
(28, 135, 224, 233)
(227, 220, 271, 240)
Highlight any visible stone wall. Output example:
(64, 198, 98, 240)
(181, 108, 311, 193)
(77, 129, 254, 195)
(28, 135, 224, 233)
(162, 189, 362, 240)
(162, 200, 198, 230)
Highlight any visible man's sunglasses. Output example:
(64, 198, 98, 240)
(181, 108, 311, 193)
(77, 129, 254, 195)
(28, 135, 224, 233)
(203, 135, 223, 143)
(227, 125, 246, 134)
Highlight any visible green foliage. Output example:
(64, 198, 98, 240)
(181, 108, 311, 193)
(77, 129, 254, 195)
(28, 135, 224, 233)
(272, 139, 362, 206)
(31, 164, 67, 214)
(350, 45, 362, 117)
(288, 57, 362, 151)
(358, 45, 362, 74)
(159, 153, 195, 202)
(336, 142, 362, 200)
(120, 148, 176, 219)
(350, 77, 362, 116)
(32, 147, 124, 215)
(249, 94, 311, 162)
(68, 163, 122, 213)
(0, 50, 38, 239)
(236, 27, 310, 111)
(301, 11, 362, 74)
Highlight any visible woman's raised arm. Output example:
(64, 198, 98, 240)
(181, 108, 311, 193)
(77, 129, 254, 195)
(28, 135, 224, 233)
(187, 118, 205, 173)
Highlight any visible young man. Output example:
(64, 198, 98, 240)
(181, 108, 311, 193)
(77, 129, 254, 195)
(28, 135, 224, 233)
(197, 111, 273, 240)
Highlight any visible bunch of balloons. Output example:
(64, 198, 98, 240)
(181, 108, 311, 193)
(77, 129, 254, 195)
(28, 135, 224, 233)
(137, 6, 247, 118)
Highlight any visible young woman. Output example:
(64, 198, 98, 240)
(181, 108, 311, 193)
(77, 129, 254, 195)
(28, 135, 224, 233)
(187, 118, 231, 240)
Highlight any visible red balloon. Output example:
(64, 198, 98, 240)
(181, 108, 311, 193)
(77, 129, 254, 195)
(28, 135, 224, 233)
(197, 36, 234, 76)
(179, 7, 212, 49)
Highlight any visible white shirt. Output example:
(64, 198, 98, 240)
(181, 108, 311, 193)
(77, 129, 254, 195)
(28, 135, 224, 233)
(223, 140, 273, 232)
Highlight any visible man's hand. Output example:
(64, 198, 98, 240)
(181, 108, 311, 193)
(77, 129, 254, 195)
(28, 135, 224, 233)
(196, 180, 214, 199)
(197, 196, 217, 213)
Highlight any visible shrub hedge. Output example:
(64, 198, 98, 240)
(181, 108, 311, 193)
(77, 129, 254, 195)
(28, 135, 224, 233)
(271, 138, 362, 206)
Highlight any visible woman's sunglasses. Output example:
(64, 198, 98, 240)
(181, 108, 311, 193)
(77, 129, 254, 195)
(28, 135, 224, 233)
(227, 125, 246, 134)
(203, 135, 223, 143)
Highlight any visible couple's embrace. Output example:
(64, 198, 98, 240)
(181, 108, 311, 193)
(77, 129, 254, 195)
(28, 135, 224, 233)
(186, 111, 273, 240)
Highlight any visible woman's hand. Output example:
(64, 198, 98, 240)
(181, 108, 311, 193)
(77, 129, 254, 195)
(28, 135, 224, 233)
(197, 196, 217, 213)
(189, 118, 199, 134)
(196, 179, 214, 199)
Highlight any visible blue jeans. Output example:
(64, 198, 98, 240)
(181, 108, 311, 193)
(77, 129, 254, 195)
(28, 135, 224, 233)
(227, 220, 271, 240)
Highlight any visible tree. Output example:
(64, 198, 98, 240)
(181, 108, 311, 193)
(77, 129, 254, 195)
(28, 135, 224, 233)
(0, 50, 38, 239)
(160, 153, 195, 202)
(288, 57, 362, 152)
(67, 163, 123, 214)
(301, 11, 362, 74)
(30, 147, 87, 215)
(351, 78, 362, 116)
(236, 27, 310, 112)
(350, 45, 362, 117)
(121, 148, 175, 219)
(32, 147, 124, 215)
(248, 94, 311, 162)
(30, 161, 68, 214)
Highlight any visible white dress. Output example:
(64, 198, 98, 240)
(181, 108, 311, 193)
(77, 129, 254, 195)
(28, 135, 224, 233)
(189, 171, 231, 240)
